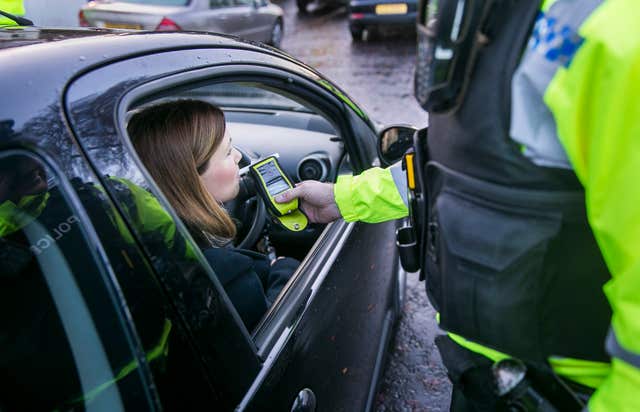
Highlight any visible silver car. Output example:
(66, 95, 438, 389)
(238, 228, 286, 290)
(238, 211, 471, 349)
(79, 0, 284, 48)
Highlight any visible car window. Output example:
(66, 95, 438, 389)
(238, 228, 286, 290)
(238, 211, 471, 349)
(210, 0, 235, 8)
(173, 81, 337, 135)
(234, 0, 254, 6)
(0, 151, 156, 411)
(120, 0, 191, 5)
(125, 79, 344, 326)
(67, 174, 224, 406)
(188, 82, 311, 112)
(67, 56, 264, 404)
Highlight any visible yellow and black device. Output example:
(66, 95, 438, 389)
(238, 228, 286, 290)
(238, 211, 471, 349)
(249, 156, 308, 232)
(396, 127, 428, 274)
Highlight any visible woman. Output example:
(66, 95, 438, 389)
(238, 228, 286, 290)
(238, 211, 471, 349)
(128, 99, 298, 330)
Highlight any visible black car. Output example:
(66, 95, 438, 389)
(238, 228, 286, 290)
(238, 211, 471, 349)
(348, 0, 417, 40)
(0, 25, 409, 411)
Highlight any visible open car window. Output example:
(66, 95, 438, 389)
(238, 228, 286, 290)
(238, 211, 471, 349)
(124, 79, 347, 339)
(184, 82, 313, 113)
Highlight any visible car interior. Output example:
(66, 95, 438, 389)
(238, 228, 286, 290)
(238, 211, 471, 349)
(126, 79, 354, 331)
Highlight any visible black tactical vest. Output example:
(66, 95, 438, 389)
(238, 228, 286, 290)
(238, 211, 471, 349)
(423, 0, 611, 364)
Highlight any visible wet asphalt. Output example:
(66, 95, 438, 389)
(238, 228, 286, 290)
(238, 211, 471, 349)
(276, 1, 452, 410)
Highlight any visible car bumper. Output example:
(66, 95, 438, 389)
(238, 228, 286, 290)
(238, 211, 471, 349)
(348, 1, 417, 26)
(348, 12, 417, 25)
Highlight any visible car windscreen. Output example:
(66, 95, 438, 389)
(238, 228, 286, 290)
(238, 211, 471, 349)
(117, 0, 191, 5)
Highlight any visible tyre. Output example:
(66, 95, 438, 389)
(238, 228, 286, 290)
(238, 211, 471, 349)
(350, 25, 364, 41)
(268, 19, 283, 48)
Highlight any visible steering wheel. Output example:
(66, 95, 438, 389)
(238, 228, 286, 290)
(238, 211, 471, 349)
(225, 147, 267, 250)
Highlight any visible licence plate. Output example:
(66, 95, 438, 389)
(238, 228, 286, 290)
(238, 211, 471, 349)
(375, 3, 408, 15)
(104, 22, 142, 30)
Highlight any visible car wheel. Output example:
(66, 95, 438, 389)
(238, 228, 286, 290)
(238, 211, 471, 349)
(350, 25, 364, 41)
(269, 19, 283, 48)
(297, 0, 309, 13)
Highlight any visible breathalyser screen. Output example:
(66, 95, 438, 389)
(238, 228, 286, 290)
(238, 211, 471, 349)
(257, 161, 290, 196)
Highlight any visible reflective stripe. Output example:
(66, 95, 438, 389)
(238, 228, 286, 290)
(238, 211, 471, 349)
(510, 0, 602, 169)
(70, 319, 172, 406)
(548, 356, 610, 389)
(606, 328, 640, 369)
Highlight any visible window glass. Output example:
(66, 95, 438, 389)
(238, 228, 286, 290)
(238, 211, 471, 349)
(0, 152, 153, 411)
(234, 0, 254, 6)
(210, 0, 235, 8)
(126, 80, 341, 329)
(185, 82, 312, 113)
(119, 0, 190, 5)
(70, 174, 222, 407)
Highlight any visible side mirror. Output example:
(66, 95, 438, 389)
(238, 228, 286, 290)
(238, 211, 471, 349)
(378, 125, 418, 166)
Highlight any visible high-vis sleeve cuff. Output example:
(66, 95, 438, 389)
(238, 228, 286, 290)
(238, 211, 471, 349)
(334, 167, 409, 223)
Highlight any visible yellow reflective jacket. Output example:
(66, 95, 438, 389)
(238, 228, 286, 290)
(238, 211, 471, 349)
(0, 0, 25, 26)
(334, 1, 640, 409)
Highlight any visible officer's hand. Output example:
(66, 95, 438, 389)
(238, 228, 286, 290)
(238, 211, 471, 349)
(275, 181, 342, 224)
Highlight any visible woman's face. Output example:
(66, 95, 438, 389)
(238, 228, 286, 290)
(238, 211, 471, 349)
(199, 131, 242, 203)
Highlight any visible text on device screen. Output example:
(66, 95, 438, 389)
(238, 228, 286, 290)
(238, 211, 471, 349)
(257, 162, 290, 196)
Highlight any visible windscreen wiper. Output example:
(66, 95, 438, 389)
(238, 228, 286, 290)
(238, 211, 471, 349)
(0, 10, 34, 26)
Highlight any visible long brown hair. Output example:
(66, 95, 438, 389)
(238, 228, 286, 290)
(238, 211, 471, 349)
(128, 99, 236, 245)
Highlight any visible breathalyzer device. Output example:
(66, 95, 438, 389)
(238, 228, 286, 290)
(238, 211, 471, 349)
(249, 156, 308, 232)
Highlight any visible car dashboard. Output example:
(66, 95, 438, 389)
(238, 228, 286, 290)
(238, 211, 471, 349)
(224, 108, 351, 183)
(222, 107, 352, 258)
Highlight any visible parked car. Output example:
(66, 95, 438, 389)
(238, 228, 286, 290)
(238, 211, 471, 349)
(79, 0, 284, 48)
(0, 25, 408, 411)
(295, 0, 347, 14)
(348, 0, 417, 40)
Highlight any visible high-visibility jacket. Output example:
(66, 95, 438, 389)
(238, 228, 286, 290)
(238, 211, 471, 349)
(334, 0, 640, 410)
(0, 0, 25, 26)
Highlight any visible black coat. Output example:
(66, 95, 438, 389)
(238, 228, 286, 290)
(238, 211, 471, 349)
(203, 247, 298, 330)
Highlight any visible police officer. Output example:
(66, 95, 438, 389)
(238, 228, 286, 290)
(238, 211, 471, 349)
(0, 0, 25, 26)
(276, 0, 640, 410)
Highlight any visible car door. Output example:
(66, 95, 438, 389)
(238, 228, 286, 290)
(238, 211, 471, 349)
(0, 148, 159, 411)
(231, 0, 272, 42)
(64, 45, 402, 411)
(203, 0, 253, 38)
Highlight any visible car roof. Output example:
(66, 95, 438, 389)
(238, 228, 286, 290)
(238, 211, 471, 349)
(0, 26, 279, 61)
(0, 26, 309, 139)
(0, 26, 311, 90)
(0, 26, 371, 146)
(0, 26, 305, 88)
(0, 26, 348, 147)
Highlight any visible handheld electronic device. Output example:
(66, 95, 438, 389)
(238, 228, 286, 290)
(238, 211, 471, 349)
(249, 156, 308, 232)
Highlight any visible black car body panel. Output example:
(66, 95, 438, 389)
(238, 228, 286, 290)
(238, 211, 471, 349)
(0, 26, 403, 411)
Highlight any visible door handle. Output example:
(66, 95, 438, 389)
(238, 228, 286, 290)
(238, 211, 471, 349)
(290, 388, 316, 412)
